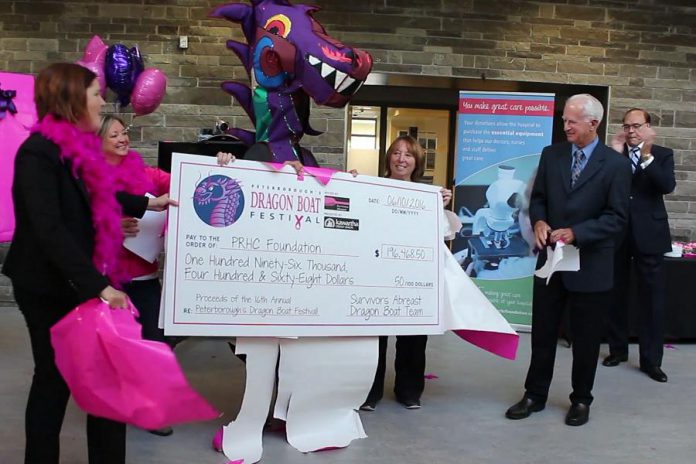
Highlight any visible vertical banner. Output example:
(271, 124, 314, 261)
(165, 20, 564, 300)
(451, 91, 555, 328)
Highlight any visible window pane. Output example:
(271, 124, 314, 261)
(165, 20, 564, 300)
(346, 106, 381, 176)
(351, 136, 376, 149)
(352, 119, 376, 136)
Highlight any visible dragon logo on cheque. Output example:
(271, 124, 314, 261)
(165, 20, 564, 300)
(193, 175, 245, 227)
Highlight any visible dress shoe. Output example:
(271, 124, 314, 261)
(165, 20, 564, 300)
(602, 353, 628, 367)
(565, 403, 590, 426)
(640, 365, 668, 383)
(505, 397, 545, 420)
(402, 399, 421, 410)
(396, 397, 421, 410)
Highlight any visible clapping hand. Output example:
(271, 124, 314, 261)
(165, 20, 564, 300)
(610, 131, 626, 153)
(640, 125, 656, 160)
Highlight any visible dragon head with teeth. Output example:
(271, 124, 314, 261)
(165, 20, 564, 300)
(210, 0, 373, 165)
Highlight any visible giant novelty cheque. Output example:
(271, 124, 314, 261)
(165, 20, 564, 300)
(163, 153, 444, 337)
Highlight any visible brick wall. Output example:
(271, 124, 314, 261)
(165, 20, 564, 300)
(1, 0, 695, 303)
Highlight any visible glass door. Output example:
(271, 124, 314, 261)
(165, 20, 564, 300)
(347, 105, 451, 187)
(346, 105, 381, 177)
(384, 107, 449, 186)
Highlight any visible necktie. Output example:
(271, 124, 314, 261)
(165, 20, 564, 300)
(630, 147, 640, 173)
(571, 149, 585, 187)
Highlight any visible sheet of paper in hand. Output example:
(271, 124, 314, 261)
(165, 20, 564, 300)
(163, 154, 444, 337)
(123, 194, 167, 263)
(534, 241, 580, 284)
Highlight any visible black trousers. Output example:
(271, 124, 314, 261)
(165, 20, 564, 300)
(123, 278, 165, 343)
(365, 335, 427, 404)
(14, 285, 126, 464)
(607, 239, 666, 368)
(524, 274, 608, 405)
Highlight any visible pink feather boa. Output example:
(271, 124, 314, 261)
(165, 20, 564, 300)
(110, 150, 155, 196)
(33, 115, 128, 286)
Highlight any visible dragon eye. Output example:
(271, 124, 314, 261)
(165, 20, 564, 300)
(264, 14, 292, 38)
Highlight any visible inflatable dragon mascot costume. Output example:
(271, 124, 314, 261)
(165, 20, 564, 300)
(206, 3, 519, 463)
(208, 1, 375, 463)
(211, 0, 373, 165)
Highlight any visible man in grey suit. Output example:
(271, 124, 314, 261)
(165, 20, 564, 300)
(505, 94, 632, 426)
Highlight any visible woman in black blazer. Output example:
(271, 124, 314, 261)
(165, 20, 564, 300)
(2, 63, 172, 464)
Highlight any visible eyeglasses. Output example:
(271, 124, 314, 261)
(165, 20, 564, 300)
(622, 122, 647, 132)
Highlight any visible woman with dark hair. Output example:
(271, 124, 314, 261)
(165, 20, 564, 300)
(361, 135, 452, 411)
(2, 63, 172, 464)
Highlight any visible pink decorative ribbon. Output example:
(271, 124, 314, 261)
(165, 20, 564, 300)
(267, 162, 339, 186)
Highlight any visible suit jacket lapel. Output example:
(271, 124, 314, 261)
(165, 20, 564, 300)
(557, 147, 572, 194)
(572, 144, 606, 191)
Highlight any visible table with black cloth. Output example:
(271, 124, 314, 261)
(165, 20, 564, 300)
(628, 257, 696, 341)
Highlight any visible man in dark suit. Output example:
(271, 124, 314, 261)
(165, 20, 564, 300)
(505, 94, 631, 426)
(602, 108, 676, 382)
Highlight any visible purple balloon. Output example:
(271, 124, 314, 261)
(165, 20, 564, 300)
(105, 44, 134, 106)
(131, 68, 167, 117)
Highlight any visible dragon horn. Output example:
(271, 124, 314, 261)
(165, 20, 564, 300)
(221, 82, 255, 125)
(226, 40, 252, 72)
(209, 3, 255, 44)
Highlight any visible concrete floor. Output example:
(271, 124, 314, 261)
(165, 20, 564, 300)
(1, 304, 694, 464)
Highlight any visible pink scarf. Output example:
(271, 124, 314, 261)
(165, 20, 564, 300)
(33, 115, 127, 286)
(110, 150, 154, 196)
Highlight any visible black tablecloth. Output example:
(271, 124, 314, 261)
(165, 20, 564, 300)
(629, 257, 696, 341)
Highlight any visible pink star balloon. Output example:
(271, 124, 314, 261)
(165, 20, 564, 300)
(76, 35, 108, 97)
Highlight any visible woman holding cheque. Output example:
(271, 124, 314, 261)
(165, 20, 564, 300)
(2, 63, 174, 464)
(220, 136, 452, 412)
(361, 135, 452, 411)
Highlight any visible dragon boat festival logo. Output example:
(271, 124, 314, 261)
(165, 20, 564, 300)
(193, 175, 245, 227)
